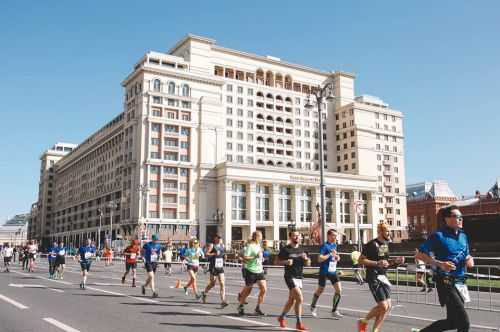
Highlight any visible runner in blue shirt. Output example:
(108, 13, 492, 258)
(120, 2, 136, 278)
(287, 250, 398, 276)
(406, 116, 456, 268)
(141, 234, 162, 298)
(310, 229, 343, 319)
(48, 241, 58, 279)
(415, 205, 474, 332)
(78, 238, 96, 289)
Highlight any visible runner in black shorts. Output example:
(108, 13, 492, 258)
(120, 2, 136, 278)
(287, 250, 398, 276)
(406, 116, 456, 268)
(201, 235, 228, 307)
(78, 238, 96, 290)
(55, 241, 66, 280)
(276, 230, 310, 331)
(141, 234, 162, 298)
(237, 231, 267, 316)
(310, 229, 343, 319)
(122, 239, 140, 287)
(357, 222, 404, 332)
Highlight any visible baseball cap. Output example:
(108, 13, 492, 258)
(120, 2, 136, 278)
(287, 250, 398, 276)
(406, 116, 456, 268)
(152, 234, 159, 241)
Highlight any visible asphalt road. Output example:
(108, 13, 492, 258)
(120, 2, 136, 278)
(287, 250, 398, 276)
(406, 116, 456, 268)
(0, 259, 499, 332)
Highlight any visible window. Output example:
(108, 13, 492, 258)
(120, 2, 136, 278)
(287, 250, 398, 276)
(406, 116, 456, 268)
(149, 211, 159, 218)
(226, 119, 233, 127)
(247, 110, 253, 118)
(180, 183, 188, 190)
(226, 154, 233, 161)
(163, 167, 177, 175)
(180, 154, 189, 161)
(237, 109, 244, 116)
(237, 97, 243, 105)
(149, 195, 159, 203)
(231, 183, 247, 220)
(152, 96, 162, 104)
(153, 79, 161, 92)
(247, 122, 253, 129)
(180, 141, 189, 149)
(237, 86, 243, 94)
(152, 109, 161, 117)
(256, 184, 270, 221)
(150, 165, 160, 174)
(150, 152, 160, 159)
(164, 152, 178, 161)
(179, 196, 188, 204)
(300, 189, 312, 222)
(181, 128, 190, 136)
(226, 96, 233, 103)
(168, 82, 176, 94)
(151, 138, 160, 145)
(151, 123, 161, 132)
(227, 107, 233, 115)
(226, 84, 233, 92)
(237, 120, 243, 128)
(182, 84, 190, 97)
(180, 168, 188, 176)
(226, 130, 232, 138)
(339, 192, 351, 223)
(149, 180, 159, 188)
(272, 186, 291, 222)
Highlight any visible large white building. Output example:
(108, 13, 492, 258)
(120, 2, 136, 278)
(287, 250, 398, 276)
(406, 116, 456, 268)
(32, 34, 407, 248)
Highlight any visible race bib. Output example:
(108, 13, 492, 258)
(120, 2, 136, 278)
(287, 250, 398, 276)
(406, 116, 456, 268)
(292, 278, 303, 289)
(455, 284, 470, 303)
(150, 254, 158, 262)
(130, 253, 136, 260)
(328, 261, 337, 273)
(377, 275, 392, 286)
(215, 258, 224, 269)
(59, 250, 65, 255)
(84, 252, 92, 259)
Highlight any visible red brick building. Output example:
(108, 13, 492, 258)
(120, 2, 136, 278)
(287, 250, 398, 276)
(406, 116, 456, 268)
(406, 181, 457, 239)
(407, 179, 500, 241)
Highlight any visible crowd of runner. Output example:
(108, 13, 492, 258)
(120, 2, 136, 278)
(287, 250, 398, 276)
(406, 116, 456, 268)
(0, 205, 474, 332)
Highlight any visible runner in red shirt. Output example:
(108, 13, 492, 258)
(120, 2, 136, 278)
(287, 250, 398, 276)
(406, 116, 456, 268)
(121, 239, 141, 287)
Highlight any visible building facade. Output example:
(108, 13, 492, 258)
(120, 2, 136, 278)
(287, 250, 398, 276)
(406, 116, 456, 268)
(32, 34, 408, 248)
(406, 180, 457, 239)
(1, 214, 29, 246)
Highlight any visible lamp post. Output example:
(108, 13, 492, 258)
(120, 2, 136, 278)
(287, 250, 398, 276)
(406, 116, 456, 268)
(97, 208, 103, 250)
(137, 184, 149, 240)
(108, 201, 118, 247)
(305, 82, 335, 245)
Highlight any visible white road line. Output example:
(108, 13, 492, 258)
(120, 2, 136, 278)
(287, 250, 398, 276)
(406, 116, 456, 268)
(85, 286, 160, 304)
(221, 315, 271, 326)
(192, 308, 212, 314)
(0, 294, 29, 309)
(43, 317, 81, 332)
(8, 283, 65, 293)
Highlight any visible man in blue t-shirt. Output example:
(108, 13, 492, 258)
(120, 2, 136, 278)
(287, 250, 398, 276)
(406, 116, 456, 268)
(310, 229, 343, 319)
(415, 205, 474, 332)
(55, 241, 67, 280)
(48, 241, 58, 279)
(141, 234, 162, 298)
(78, 238, 96, 289)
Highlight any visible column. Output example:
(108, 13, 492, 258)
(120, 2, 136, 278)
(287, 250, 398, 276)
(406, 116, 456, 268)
(312, 188, 321, 223)
(332, 189, 341, 231)
(369, 191, 379, 240)
(294, 186, 301, 225)
(221, 179, 232, 247)
(272, 184, 280, 244)
(351, 190, 360, 244)
(249, 182, 257, 234)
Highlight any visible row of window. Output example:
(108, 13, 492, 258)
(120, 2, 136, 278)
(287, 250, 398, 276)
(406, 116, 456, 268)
(151, 124, 190, 136)
(151, 138, 189, 149)
(152, 80, 190, 97)
(150, 152, 189, 161)
(151, 96, 192, 109)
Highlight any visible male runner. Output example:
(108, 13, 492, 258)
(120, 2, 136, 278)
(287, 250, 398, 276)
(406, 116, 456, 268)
(237, 231, 267, 316)
(48, 241, 58, 279)
(141, 234, 162, 298)
(277, 231, 311, 331)
(122, 239, 141, 287)
(55, 241, 67, 279)
(201, 235, 228, 307)
(357, 222, 404, 332)
(78, 238, 96, 289)
(310, 229, 344, 319)
(2, 243, 13, 272)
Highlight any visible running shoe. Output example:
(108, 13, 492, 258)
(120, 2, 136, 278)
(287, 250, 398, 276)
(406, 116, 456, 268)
(357, 319, 368, 332)
(220, 302, 229, 309)
(121, 276, 126, 284)
(332, 310, 344, 319)
(254, 307, 266, 316)
(277, 317, 286, 328)
(183, 286, 189, 296)
(141, 285, 146, 295)
(296, 322, 308, 331)
(237, 305, 245, 316)
(152, 292, 158, 298)
(310, 306, 318, 318)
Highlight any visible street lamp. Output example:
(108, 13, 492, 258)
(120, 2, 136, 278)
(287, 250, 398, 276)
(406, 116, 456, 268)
(97, 208, 103, 250)
(305, 82, 335, 245)
(108, 201, 118, 247)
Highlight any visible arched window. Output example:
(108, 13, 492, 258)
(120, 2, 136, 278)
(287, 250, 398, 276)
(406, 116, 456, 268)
(266, 115, 274, 121)
(285, 119, 293, 124)
(182, 84, 190, 97)
(257, 159, 265, 165)
(257, 114, 264, 120)
(256, 69, 264, 84)
(256, 91, 264, 98)
(286, 140, 293, 146)
(275, 74, 283, 88)
(265, 71, 274, 87)
(257, 136, 264, 142)
(266, 93, 273, 99)
(267, 137, 274, 143)
(284, 75, 292, 90)
(153, 79, 161, 92)
(276, 95, 283, 102)
(276, 117, 283, 123)
(285, 97, 293, 103)
(286, 162, 293, 168)
(276, 161, 284, 167)
(267, 160, 275, 166)
(276, 139, 284, 145)
(168, 82, 176, 95)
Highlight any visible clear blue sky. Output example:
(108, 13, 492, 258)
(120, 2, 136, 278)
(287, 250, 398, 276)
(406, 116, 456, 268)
(1, 1, 499, 221)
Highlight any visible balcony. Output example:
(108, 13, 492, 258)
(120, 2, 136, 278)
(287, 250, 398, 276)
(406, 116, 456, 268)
(162, 187, 178, 193)
(383, 160, 392, 166)
(383, 170, 393, 176)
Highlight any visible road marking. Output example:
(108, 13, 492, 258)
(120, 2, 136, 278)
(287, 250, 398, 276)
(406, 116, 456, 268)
(192, 308, 212, 314)
(43, 318, 81, 332)
(8, 283, 64, 293)
(0, 294, 29, 309)
(221, 315, 271, 326)
(85, 286, 160, 304)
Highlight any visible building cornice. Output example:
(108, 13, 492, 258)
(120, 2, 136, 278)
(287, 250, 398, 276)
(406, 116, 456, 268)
(121, 65, 225, 87)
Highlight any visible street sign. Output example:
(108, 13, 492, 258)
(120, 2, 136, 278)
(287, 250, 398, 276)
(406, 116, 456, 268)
(353, 200, 365, 215)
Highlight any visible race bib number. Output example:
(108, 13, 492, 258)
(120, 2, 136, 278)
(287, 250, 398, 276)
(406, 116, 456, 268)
(130, 253, 136, 260)
(150, 254, 158, 262)
(455, 284, 471, 303)
(377, 275, 392, 286)
(328, 261, 337, 273)
(59, 250, 65, 255)
(215, 258, 224, 269)
(84, 252, 92, 259)
(292, 278, 303, 289)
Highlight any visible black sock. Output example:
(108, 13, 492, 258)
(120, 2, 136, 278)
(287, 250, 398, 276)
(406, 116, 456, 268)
(332, 292, 341, 312)
(311, 293, 319, 308)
